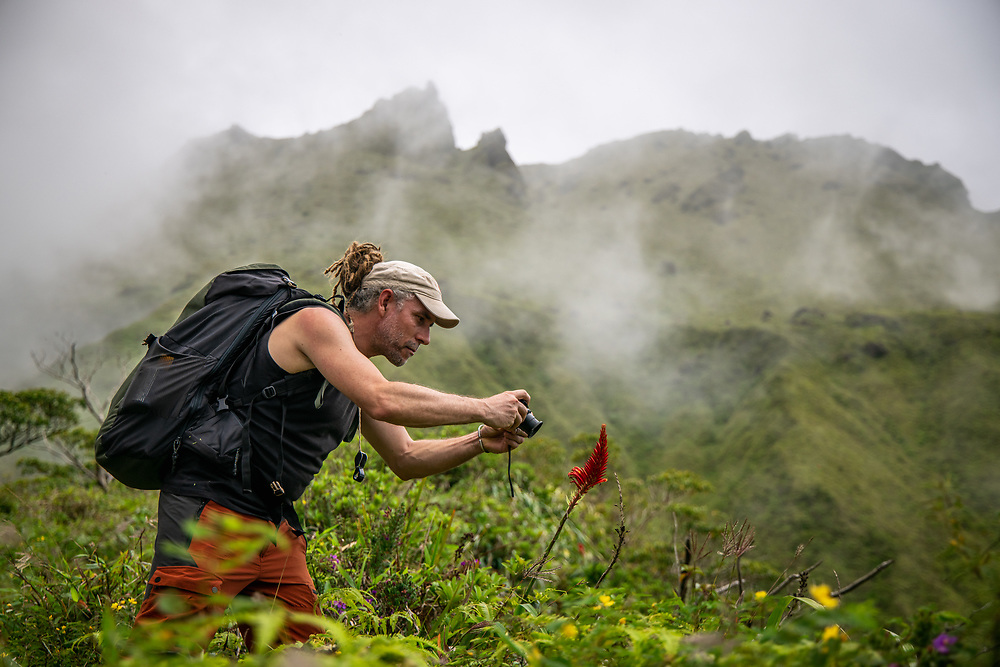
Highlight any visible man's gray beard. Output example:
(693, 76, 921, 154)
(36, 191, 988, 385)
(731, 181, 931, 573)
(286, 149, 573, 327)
(373, 320, 409, 367)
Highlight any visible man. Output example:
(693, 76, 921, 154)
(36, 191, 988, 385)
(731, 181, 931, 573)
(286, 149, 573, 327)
(134, 242, 530, 648)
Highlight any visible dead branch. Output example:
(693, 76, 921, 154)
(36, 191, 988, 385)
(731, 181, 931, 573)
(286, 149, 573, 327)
(769, 561, 823, 596)
(714, 579, 745, 595)
(32, 338, 107, 425)
(596, 474, 628, 588)
(767, 538, 815, 595)
(832, 559, 894, 598)
(32, 336, 122, 489)
(719, 519, 756, 603)
(34, 436, 100, 484)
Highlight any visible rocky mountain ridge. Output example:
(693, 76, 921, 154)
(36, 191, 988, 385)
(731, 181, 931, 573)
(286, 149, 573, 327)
(4, 85, 999, 618)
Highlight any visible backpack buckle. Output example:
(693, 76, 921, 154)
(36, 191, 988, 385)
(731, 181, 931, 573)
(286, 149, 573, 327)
(261, 385, 277, 399)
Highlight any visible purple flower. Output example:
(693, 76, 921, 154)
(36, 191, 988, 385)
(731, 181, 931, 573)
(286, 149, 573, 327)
(330, 600, 347, 613)
(932, 633, 957, 654)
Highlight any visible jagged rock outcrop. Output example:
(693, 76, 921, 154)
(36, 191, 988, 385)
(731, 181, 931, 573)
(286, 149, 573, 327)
(866, 148, 970, 209)
(464, 129, 525, 198)
(467, 129, 517, 170)
(322, 83, 456, 158)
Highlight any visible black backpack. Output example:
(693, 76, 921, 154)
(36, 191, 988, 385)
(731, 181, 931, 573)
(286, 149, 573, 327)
(95, 264, 332, 490)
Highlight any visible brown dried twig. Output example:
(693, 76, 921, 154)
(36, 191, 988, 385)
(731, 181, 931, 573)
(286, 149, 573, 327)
(770, 560, 823, 597)
(719, 519, 755, 603)
(596, 475, 628, 588)
(767, 539, 815, 595)
(679, 531, 715, 602)
(832, 559, 894, 598)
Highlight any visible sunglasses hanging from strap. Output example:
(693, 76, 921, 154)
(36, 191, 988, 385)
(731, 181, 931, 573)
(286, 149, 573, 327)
(351, 408, 367, 483)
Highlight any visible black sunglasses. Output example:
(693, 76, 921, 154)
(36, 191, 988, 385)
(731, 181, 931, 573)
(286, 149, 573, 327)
(353, 450, 368, 483)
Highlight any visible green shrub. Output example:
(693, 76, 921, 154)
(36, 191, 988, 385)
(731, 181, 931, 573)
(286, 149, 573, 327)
(0, 426, 993, 665)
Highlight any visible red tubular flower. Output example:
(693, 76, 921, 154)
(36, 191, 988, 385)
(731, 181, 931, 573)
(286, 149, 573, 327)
(568, 424, 609, 494)
(528, 424, 612, 588)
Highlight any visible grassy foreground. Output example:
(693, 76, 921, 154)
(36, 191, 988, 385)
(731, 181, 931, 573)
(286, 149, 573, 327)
(2, 423, 996, 665)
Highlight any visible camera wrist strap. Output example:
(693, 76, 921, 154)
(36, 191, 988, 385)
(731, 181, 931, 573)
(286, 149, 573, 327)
(508, 448, 514, 498)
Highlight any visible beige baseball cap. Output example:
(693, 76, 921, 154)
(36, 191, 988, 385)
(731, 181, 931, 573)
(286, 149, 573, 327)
(362, 260, 460, 328)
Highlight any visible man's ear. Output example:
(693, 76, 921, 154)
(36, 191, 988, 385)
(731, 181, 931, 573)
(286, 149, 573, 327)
(376, 289, 395, 316)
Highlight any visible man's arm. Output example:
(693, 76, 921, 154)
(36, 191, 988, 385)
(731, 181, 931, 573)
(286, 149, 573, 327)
(361, 414, 524, 480)
(269, 306, 529, 430)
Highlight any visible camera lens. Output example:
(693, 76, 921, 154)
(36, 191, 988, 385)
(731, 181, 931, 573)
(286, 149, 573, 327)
(518, 401, 543, 438)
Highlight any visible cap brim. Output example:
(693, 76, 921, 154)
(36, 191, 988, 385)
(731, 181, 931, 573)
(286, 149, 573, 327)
(415, 294, 460, 328)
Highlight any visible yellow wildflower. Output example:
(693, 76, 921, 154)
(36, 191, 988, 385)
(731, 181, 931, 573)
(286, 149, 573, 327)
(561, 623, 579, 639)
(809, 583, 839, 609)
(618, 617, 626, 625)
(754, 590, 767, 601)
(821, 624, 844, 642)
(599, 594, 615, 607)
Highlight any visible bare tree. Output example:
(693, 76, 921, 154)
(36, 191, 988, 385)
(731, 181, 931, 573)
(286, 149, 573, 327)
(32, 335, 128, 489)
(32, 336, 115, 424)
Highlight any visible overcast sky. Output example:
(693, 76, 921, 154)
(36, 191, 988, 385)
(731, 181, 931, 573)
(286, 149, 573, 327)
(1, 0, 999, 278)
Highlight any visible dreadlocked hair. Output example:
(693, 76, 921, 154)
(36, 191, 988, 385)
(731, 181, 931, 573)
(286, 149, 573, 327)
(324, 242, 384, 309)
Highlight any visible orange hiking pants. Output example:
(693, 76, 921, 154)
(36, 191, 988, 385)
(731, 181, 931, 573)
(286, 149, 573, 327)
(135, 494, 322, 650)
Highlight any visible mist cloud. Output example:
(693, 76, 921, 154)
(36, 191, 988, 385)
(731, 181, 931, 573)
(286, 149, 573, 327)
(1, 0, 998, 381)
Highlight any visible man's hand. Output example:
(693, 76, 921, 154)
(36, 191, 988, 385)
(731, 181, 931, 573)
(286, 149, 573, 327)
(479, 425, 526, 454)
(481, 390, 530, 431)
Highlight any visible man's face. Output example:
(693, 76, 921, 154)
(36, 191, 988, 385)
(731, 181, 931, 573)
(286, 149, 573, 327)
(373, 294, 435, 367)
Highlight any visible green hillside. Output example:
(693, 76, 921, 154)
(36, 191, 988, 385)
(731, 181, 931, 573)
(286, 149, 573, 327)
(650, 310, 1000, 614)
(15, 85, 1000, 618)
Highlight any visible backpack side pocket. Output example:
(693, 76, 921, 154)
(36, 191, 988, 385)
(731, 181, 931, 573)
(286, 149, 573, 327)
(183, 409, 247, 477)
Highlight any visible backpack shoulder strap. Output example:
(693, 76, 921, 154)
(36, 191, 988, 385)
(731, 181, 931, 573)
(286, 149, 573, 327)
(276, 295, 354, 332)
(278, 296, 347, 322)
(225, 296, 346, 410)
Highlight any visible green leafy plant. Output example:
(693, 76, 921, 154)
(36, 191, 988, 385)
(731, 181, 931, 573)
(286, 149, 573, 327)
(0, 421, 993, 664)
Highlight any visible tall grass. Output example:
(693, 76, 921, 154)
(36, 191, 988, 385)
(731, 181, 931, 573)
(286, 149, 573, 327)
(2, 424, 993, 664)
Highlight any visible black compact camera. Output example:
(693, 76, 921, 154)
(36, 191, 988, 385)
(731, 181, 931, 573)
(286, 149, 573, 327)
(519, 400, 543, 438)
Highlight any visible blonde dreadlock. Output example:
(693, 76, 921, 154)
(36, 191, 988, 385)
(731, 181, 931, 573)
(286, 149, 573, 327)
(324, 242, 384, 305)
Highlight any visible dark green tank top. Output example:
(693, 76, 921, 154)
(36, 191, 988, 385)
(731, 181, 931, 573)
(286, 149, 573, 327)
(163, 304, 360, 527)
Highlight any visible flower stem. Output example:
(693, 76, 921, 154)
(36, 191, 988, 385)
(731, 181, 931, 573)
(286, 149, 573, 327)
(521, 490, 583, 599)
(540, 491, 582, 567)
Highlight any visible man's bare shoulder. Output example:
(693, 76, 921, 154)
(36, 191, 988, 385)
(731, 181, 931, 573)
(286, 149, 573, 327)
(269, 304, 355, 373)
(284, 303, 351, 338)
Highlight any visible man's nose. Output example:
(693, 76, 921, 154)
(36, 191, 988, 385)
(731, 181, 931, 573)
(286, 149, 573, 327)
(416, 326, 431, 346)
